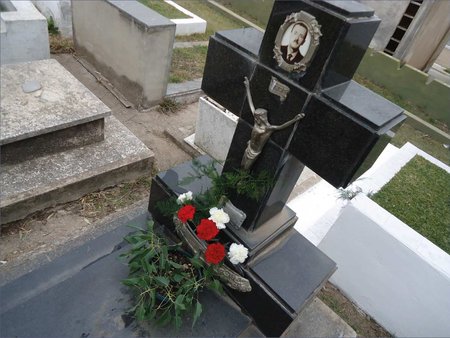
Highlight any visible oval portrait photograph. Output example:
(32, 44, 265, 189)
(280, 22, 311, 65)
(273, 11, 322, 73)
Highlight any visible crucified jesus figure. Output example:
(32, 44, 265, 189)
(241, 76, 305, 171)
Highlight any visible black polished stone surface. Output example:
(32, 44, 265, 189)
(147, 157, 336, 337)
(226, 269, 294, 337)
(258, 0, 379, 91)
(289, 95, 377, 188)
(148, 154, 299, 255)
(239, 64, 309, 148)
(323, 80, 405, 129)
(257, 154, 304, 226)
(321, 18, 380, 89)
(222, 120, 288, 231)
(216, 28, 263, 58)
(316, 0, 375, 17)
(259, 0, 343, 91)
(251, 230, 336, 313)
(201, 36, 257, 115)
(226, 206, 297, 254)
(0, 212, 251, 337)
(226, 228, 336, 337)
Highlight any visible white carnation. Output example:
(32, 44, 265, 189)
(176, 191, 193, 204)
(208, 207, 230, 229)
(228, 243, 248, 264)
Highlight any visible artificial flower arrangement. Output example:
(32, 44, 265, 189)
(122, 191, 252, 329)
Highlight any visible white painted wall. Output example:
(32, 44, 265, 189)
(72, 0, 175, 108)
(193, 97, 238, 162)
(0, 1, 49, 65)
(164, 0, 206, 36)
(318, 196, 450, 337)
(32, 0, 72, 37)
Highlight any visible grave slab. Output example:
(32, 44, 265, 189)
(168, 0, 405, 334)
(0, 211, 251, 337)
(0, 116, 153, 224)
(0, 59, 111, 162)
(148, 155, 337, 336)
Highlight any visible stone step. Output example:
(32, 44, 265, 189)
(0, 59, 111, 164)
(283, 298, 356, 337)
(0, 116, 154, 224)
(239, 297, 356, 337)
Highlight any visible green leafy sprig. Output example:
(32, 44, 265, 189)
(121, 221, 222, 329)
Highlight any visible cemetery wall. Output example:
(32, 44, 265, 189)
(32, 0, 72, 37)
(358, 0, 408, 51)
(357, 50, 450, 139)
(319, 195, 450, 337)
(0, 1, 50, 65)
(72, 0, 175, 108)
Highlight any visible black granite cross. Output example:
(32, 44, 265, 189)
(149, 1, 405, 335)
(202, 0, 405, 247)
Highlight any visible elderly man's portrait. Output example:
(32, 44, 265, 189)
(280, 22, 310, 65)
(273, 11, 321, 73)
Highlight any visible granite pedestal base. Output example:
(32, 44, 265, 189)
(148, 155, 337, 336)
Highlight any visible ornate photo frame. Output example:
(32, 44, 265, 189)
(273, 11, 322, 73)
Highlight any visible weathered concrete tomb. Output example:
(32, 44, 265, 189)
(0, 59, 154, 224)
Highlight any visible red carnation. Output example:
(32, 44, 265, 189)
(196, 219, 219, 241)
(177, 204, 196, 223)
(205, 243, 225, 265)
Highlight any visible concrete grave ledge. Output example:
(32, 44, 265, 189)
(32, 0, 73, 37)
(72, 0, 175, 108)
(0, 1, 50, 65)
(284, 298, 356, 337)
(164, 0, 207, 36)
(0, 116, 154, 224)
(289, 142, 450, 337)
(0, 59, 110, 144)
(165, 78, 203, 105)
(0, 59, 111, 162)
(319, 197, 450, 337)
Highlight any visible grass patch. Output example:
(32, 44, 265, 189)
(157, 98, 183, 114)
(354, 74, 449, 165)
(175, 33, 211, 42)
(173, 0, 246, 41)
(217, 0, 266, 29)
(318, 282, 391, 337)
(391, 123, 450, 165)
(79, 176, 153, 219)
(47, 16, 60, 35)
(354, 74, 448, 133)
(371, 155, 450, 254)
(49, 35, 74, 54)
(169, 45, 208, 83)
(140, 0, 190, 19)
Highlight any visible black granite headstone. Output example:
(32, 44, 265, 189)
(201, 0, 405, 234)
(148, 156, 336, 336)
(150, 0, 406, 335)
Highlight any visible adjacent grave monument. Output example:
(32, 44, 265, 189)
(149, 0, 405, 335)
(0, 59, 153, 224)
